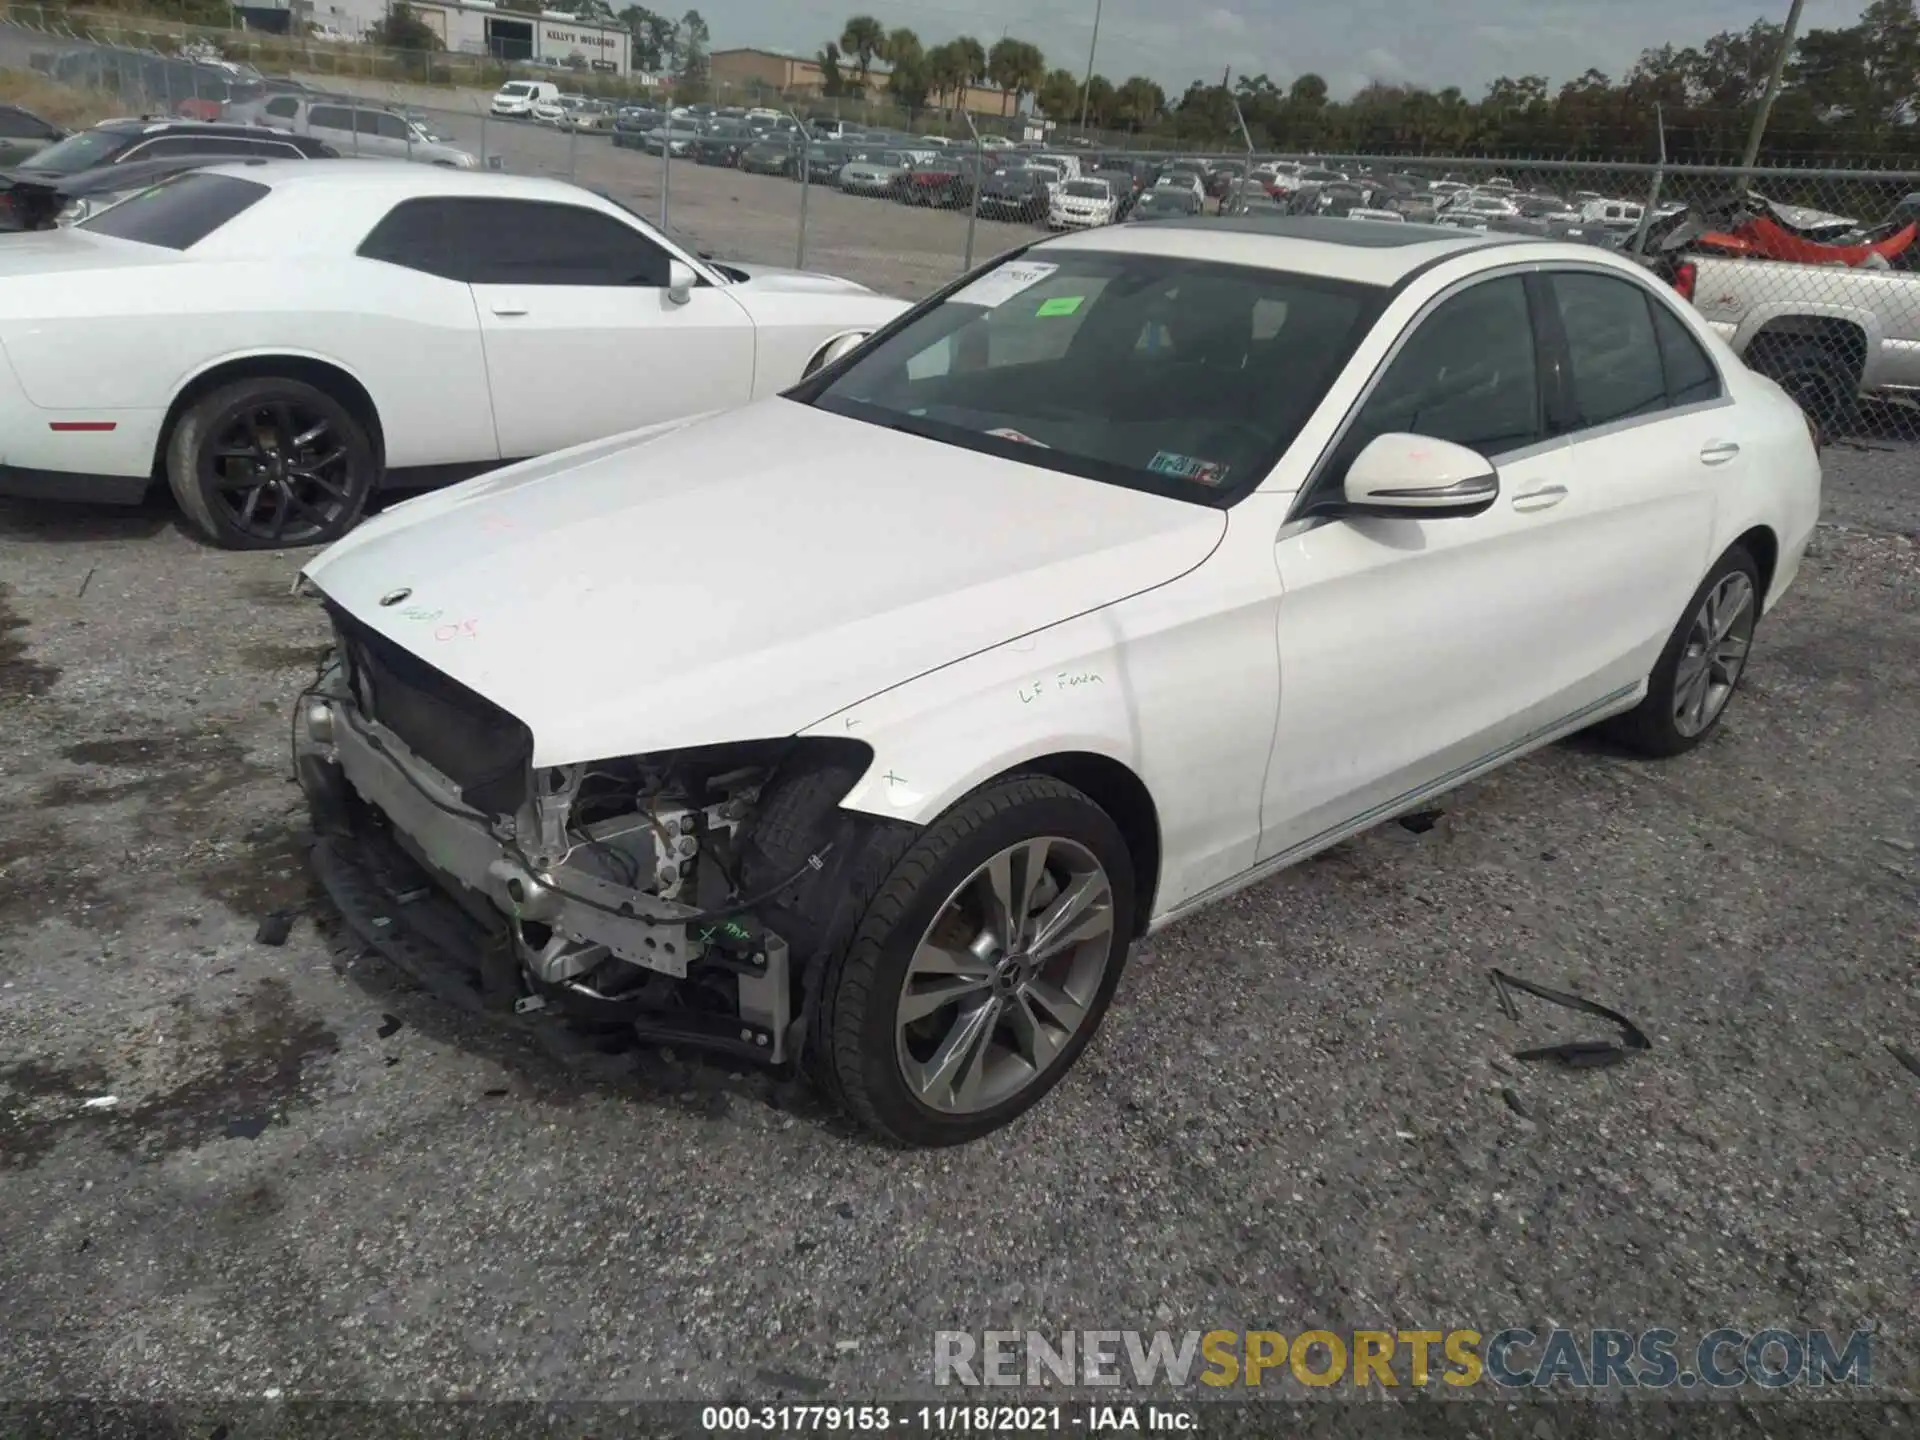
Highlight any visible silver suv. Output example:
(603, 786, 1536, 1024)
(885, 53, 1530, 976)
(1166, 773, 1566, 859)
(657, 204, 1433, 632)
(238, 93, 478, 168)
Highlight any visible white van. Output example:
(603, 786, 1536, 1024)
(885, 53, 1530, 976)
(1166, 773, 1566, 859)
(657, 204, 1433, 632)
(491, 80, 560, 118)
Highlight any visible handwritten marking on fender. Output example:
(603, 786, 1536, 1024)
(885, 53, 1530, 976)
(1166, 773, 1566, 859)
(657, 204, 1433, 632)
(1018, 671, 1105, 704)
(433, 620, 479, 642)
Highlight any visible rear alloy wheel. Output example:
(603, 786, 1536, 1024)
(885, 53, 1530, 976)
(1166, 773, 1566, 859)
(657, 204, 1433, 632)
(817, 776, 1135, 1146)
(167, 377, 376, 550)
(1605, 546, 1760, 757)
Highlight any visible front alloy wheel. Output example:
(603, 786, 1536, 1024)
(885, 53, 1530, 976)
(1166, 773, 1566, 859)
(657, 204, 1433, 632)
(816, 775, 1136, 1146)
(896, 836, 1115, 1115)
(166, 377, 377, 550)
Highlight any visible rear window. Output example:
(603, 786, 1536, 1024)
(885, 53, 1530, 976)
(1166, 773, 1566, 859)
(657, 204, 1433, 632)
(79, 172, 269, 250)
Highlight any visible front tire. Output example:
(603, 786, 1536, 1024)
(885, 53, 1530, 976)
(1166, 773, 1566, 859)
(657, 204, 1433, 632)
(815, 776, 1136, 1147)
(166, 377, 377, 551)
(1605, 546, 1761, 757)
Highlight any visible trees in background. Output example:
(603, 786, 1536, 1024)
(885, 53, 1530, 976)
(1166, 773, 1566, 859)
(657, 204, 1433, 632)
(816, 2, 1920, 158)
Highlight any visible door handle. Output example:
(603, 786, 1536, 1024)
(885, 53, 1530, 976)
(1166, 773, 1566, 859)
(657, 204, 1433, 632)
(1699, 441, 1741, 465)
(490, 305, 529, 317)
(1511, 484, 1568, 512)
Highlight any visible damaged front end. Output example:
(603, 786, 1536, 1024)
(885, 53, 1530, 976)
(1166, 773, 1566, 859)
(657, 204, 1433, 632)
(293, 605, 871, 1067)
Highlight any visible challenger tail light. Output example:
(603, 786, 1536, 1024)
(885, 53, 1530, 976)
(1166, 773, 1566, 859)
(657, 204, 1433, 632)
(1672, 260, 1698, 302)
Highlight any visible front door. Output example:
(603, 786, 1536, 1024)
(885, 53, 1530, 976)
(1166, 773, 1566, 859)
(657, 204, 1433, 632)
(457, 198, 757, 459)
(1259, 272, 1624, 862)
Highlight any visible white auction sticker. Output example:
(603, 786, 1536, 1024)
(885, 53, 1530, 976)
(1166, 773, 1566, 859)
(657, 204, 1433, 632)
(948, 260, 1060, 309)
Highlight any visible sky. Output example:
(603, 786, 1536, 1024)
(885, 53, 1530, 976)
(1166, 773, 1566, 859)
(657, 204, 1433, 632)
(687, 0, 1875, 100)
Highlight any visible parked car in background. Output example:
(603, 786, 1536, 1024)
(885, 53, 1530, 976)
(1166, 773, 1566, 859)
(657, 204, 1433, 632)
(531, 94, 578, 125)
(1155, 168, 1207, 203)
(893, 152, 978, 207)
(1437, 192, 1520, 228)
(561, 100, 617, 133)
(976, 167, 1052, 222)
(0, 121, 336, 230)
(490, 80, 559, 118)
(611, 106, 663, 148)
(803, 141, 857, 185)
(0, 161, 909, 547)
(643, 120, 701, 157)
(1221, 190, 1289, 218)
(811, 118, 859, 140)
(741, 135, 798, 177)
(245, 94, 479, 167)
(1344, 206, 1405, 223)
(1127, 186, 1203, 221)
(839, 151, 911, 196)
(692, 121, 753, 167)
(0, 104, 66, 167)
(1049, 176, 1119, 229)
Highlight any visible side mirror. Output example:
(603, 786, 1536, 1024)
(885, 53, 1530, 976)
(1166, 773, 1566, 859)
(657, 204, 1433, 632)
(1336, 433, 1499, 518)
(666, 259, 696, 305)
(803, 331, 870, 379)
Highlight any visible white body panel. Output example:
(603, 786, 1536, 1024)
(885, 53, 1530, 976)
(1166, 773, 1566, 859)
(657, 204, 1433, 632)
(304, 225, 1823, 927)
(0, 162, 908, 484)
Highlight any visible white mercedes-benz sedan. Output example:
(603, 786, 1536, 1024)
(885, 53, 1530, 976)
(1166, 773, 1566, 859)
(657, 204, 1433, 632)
(0, 161, 906, 548)
(292, 217, 1822, 1147)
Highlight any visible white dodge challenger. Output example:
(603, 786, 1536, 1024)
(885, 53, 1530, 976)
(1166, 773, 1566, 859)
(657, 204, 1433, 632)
(0, 160, 907, 547)
(293, 217, 1822, 1146)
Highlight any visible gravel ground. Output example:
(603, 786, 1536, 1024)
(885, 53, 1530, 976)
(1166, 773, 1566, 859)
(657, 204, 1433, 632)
(0, 159, 1917, 1419)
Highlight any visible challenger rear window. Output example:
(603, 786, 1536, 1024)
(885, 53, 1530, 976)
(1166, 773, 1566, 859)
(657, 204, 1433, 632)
(79, 171, 269, 249)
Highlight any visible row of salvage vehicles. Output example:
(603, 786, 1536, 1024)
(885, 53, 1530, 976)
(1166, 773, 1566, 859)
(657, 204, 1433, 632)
(1, 161, 1826, 1148)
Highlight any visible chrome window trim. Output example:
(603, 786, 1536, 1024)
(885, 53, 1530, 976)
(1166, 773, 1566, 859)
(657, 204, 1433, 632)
(1286, 260, 1553, 523)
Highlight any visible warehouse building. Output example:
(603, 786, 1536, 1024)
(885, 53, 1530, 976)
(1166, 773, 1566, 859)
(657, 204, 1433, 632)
(318, 0, 632, 75)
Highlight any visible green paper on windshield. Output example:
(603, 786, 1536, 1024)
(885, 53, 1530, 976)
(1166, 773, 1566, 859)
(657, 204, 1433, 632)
(1036, 295, 1084, 317)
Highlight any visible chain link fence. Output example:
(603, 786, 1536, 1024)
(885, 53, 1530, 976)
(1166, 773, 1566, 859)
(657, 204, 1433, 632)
(2, 11, 1917, 443)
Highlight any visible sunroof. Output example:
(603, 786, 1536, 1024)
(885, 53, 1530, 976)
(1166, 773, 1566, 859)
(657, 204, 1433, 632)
(1160, 215, 1511, 248)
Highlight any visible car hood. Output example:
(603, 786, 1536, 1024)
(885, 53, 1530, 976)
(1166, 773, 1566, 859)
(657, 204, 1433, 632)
(721, 261, 874, 295)
(303, 399, 1226, 767)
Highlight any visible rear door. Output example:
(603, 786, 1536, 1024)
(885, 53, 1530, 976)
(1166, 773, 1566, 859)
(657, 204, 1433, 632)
(456, 197, 756, 458)
(354, 109, 417, 160)
(1536, 267, 1726, 689)
(305, 103, 361, 154)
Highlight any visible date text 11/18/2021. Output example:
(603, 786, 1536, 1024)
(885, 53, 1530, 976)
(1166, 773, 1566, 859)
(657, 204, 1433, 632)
(702, 1403, 1198, 1432)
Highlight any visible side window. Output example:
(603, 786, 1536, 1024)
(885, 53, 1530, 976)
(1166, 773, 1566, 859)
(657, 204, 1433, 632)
(1549, 272, 1669, 429)
(357, 198, 466, 282)
(264, 96, 300, 118)
(0, 107, 42, 139)
(308, 105, 354, 132)
(1349, 275, 1542, 459)
(458, 200, 674, 287)
(1650, 300, 1722, 406)
(120, 137, 202, 160)
(360, 112, 411, 140)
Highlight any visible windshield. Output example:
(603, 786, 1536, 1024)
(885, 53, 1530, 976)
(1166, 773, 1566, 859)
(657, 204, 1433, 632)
(500, 83, 534, 97)
(794, 250, 1378, 506)
(22, 128, 127, 175)
(1064, 181, 1107, 199)
(1139, 191, 1196, 213)
(1029, 165, 1061, 182)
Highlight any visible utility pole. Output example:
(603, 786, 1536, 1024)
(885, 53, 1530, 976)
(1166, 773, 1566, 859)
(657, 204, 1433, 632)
(1741, 0, 1808, 171)
(1076, 0, 1103, 132)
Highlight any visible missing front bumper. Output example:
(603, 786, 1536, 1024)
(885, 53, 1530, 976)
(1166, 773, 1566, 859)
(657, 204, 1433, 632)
(296, 684, 797, 1067)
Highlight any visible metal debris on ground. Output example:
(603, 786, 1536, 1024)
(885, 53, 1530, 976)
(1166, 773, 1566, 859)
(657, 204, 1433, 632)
(81, 1095, 118, 1111)
(1887, 1044, 1920, 1081)
(254, 910, 294, 946)
(1490, 968, 1652, 1069)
